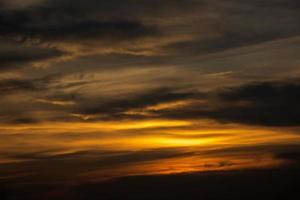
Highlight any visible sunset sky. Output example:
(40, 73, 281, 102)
(0, 0, 300, 199)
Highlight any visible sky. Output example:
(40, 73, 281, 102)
(0, 0, 300, 198)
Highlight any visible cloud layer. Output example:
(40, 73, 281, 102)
(1, 1, 300, 197)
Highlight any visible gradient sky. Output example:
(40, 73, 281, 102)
(1, 0, 300, 186)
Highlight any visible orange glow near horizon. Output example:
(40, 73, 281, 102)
(1, 119, 299, 150)
(0, 119, 191, 132)
(1, 118, 300, 183)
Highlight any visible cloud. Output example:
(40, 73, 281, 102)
(0, 1, 161, 45)
(76, 88, 196, 120)
(0, 13, 159, 43)
(1, 147, 299, 200)
(162, 0, 300, 55)
(1, 76, 300, 127)
(0, 148, 193, 185)
(69, 166, 300, 200)
(0, 1, 300, 199)
(75, 78, 300, 127)
(201, 80, 300, 126)
(162, 32, 297, 56)
(276, 151, 300, 166)
(136, 79, 300, 127)
(0, 0, 163, 67)
(0, 48, 65, 71)
(1, 0, 300, 69)
(0, 75, 58, 93)
(0, 74, 78, 124)
(0, 0, 300, 126)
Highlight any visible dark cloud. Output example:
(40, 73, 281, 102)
(1, 162, 300, 200)
(0, 148, 193, 186)
(2, 148, 192, 164)
(2, 77, 300, 127)
(276, 152, 300, 166)
(0, 17, 159, 43)
(1, 0, 299, 57)
(60, 79, 300, 127)
(0, 75, 58, 93)
(9, 117, 40, 124)
(78, 88, 195, 118)
(1, 0, 299, 68)
(37, 0, 204, 18)
(163, 0, 300, 55)
(0, 0, 163, 68)
(0, 48, 65, 71)
(67, 168, 300, 200)
(162, 1, 300, 58)
(203, 80, 300, 126)
(163, 32, 297, 56)
(0, 74, 72, 124)
(0, 79, 41, 92)
(144, 80, 300, 127)
(0, 4, 160, 43)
